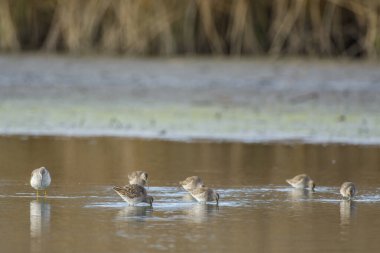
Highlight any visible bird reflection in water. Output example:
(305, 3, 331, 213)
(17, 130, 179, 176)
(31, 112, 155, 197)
(340, 200, 356, 226)
(287, 188, 313, 211)
(116, 206, 153, 221)
(30, 200, 51, 253)
(185, 204, 219, 223)
(181, 193, 197, 202)
(288, 188, 313, 200)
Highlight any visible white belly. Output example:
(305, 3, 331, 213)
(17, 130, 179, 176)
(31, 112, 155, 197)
(116, 193, 144, 206)
(30, 173, 51, 190)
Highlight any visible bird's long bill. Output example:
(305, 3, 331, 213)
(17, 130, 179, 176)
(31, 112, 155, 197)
(144, 173, 149, 189)
(148, 196, 153, 206)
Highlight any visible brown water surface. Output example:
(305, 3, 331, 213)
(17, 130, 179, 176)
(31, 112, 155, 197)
(0, 135, 380, 252)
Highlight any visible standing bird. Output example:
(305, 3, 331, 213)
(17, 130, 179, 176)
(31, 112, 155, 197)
(113, 184, 153, 206)
(179, 176, 204, 192)
(189, 186, 219, 205)
(286, 174, 315, 191)
(30, 167, 51, 198)
(128, 171, 148, 186)
(340, 182, 356, 199)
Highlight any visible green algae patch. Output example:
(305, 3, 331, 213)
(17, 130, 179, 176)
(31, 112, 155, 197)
(1, 99, 379, 144)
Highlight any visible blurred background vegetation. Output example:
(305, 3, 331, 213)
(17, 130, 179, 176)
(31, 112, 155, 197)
(0, 0, 379, 57)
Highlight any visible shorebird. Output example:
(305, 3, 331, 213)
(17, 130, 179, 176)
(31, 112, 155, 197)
(179, 176, 204, 192)
(30, 167, 51, 198)
(189, 186, 219, 205)
(128, 171, 148, 186)
(286, 174, 315, 190)
(113, 184, 153, 206)
(340, 182, 356, 199)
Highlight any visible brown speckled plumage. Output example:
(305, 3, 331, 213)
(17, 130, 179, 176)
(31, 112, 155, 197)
(286, 174, 315, 190)
(340, 182, 356, 199)
(180, 176, 204, 192)
(189, 186, 219, 205)
(128, 171, 148, 186)
(113, 184, 153, 206)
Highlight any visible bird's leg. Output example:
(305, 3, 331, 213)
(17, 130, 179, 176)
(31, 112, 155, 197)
(36, 190, 39, 199)
(44, 190, 47, 197)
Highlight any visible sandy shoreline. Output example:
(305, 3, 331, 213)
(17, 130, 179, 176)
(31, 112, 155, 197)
(0, 55, 379, 144)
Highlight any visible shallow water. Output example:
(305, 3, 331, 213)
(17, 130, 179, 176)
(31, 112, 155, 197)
(1, 135, 380, 252)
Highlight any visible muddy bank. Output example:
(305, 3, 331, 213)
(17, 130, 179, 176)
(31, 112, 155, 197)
(0, 55, 379, 144)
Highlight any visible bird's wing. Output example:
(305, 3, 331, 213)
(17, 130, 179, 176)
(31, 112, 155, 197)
(113, 184, 146, 198)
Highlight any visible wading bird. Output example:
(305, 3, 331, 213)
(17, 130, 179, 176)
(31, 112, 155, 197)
(286, 174, 315, 191)
(113, 184, 153, 206)
(340, 182, 356, 200)
(189, 186, 219, 205)
(30, 167, 51, 198)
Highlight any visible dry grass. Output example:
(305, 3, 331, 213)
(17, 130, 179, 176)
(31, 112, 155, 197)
(1, 0, 380, 57)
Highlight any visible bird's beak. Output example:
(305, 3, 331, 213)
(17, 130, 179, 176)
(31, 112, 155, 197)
(143, 173, 149, 189)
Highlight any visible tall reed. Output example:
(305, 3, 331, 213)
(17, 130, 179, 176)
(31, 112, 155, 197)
(0, 0, 379, 57)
